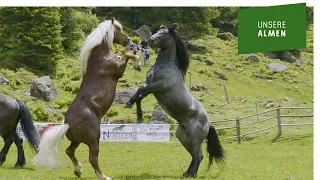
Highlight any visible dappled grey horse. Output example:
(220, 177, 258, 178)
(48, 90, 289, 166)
(0, 93, 40, 167)
(125, 24, 225, 177)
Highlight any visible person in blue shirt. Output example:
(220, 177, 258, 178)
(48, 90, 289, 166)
(143, 48, 150, 65)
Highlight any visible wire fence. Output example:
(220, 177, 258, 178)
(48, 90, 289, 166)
(169, 106, 313, 144)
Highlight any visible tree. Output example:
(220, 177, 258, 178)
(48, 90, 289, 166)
(60, 7, 99, 52)
(0, 7, 63, 75)
(96, 7, 220, 38)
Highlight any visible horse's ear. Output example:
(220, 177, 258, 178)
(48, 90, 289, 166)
(111, 17, 115, 24)
(160, 24, 167, 29)
(172, 23, 179, 30)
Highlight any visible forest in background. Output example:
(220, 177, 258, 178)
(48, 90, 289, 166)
(0, 7, 314, 75)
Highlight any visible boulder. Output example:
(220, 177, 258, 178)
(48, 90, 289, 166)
(225, 65, 236, 70)
(264, 102, 275, 108)
(132, 25, 152, 41)
(264, 49, 301, 63)
(254, 73, 274, 80)
(30, 76, 58, 101)
(114, 87, 139, 104)
(191, 84, 208, 91)
(0, 76, 9, 85)
(295, 60, 305, 67)
(267, 62, 287, 72)
(217, 32, 236, 41)
(150, 105, 168, 124)
(245, 55, 260, 63)
(43, 105, 61, 116)
(214, 71, 228, 80)
(204, 59, 214, 66)
(186, 42, 207, 52)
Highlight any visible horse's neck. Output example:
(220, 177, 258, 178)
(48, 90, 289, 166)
(90, 43, 112, 62)
(156, 45, 177, 65)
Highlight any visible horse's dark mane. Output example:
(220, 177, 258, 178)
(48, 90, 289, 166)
(168, 27, 190, 78)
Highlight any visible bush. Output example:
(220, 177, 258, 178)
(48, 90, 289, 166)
(30, 104, 51, 122)
(131, 36, 141, 44)
(107, 109, 119, 117)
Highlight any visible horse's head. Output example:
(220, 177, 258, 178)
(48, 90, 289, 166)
(148, 23, 178, 49)
(112, 17, 130, 46)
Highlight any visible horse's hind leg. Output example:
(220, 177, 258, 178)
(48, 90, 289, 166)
(176, 124, 208, 178)
(13, 131, 26, 167)
(0, 135, 14, 166)
(65, 142, 82, 177)
(88, 142, 111, 180)
(136, 98, 144, 123)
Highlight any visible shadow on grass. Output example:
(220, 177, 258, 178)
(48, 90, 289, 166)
(271, 134, 313, 143)
(0, 166, 36, 171)
(114, 172, 223, 180)
(59, 177, 92, 180)
(250, 133, 313, 145)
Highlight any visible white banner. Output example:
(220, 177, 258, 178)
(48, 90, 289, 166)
(100, 124, 169, 142)
(12, 123, 169, 142)
(136, 124, 169, 142)
(100, 124, 137, 142)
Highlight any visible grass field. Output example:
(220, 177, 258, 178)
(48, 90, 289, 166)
(0, 131, 313, 180)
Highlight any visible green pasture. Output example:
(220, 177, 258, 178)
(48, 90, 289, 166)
(0, 131, 313, 180)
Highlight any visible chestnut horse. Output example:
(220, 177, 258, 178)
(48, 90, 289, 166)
(33, 18, 140, 180)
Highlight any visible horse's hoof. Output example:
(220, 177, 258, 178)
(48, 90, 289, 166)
(137, 118, 144, 123)
(183, 171, 196, 178)
(15, 162, 26, 168)
(124, 102, 133, 108)
(106, 177, 112, 180)
(74, 170, 82, 178)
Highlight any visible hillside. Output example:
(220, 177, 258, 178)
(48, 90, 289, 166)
(0, 25, 313, 131)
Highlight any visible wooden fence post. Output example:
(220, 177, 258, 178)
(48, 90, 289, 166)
(236, 118, 241, 144)
(276, 108, 282, 136)
(223, 85, 230, 104)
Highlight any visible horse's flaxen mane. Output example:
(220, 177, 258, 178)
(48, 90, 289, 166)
(168, 25, 190, 78)
(80, 19, 122, 76)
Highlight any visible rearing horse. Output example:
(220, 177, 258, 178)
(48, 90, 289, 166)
(125, 24, 225, 178)
(33, 18, 140, 180)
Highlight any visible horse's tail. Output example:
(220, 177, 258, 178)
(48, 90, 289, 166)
(33, 123, 70, 169)
(207, 124, 225, 168)
(16, 100, 40, 152)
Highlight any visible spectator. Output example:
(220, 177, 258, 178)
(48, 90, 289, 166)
(141, 39, 148, 49)
(103, 117, 110, 124)
(133, 44, 138, 55)
(143, 48, 150, 65)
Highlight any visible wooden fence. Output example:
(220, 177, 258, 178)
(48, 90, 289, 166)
(170, 107, 313, 144)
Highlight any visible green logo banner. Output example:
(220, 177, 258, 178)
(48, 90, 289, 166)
(238, 3, 306, 54)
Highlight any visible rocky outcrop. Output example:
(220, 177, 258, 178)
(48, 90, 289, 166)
(30, 76, 58, 101)
(114, 87, 139, 104)
(150, 105, 168, 124)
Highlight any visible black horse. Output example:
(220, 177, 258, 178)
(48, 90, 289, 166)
(0, 93, 40, 167)
(125, 24, 225, 178)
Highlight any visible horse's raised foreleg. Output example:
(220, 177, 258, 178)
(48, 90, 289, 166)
(125, 81, 164, 108)
(88, 142, 111, 180)
(13, 132, 26, 167)
(0, 135, 14, 166)
(65, 142, 82, 178)
(118, 53, 140, 78)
